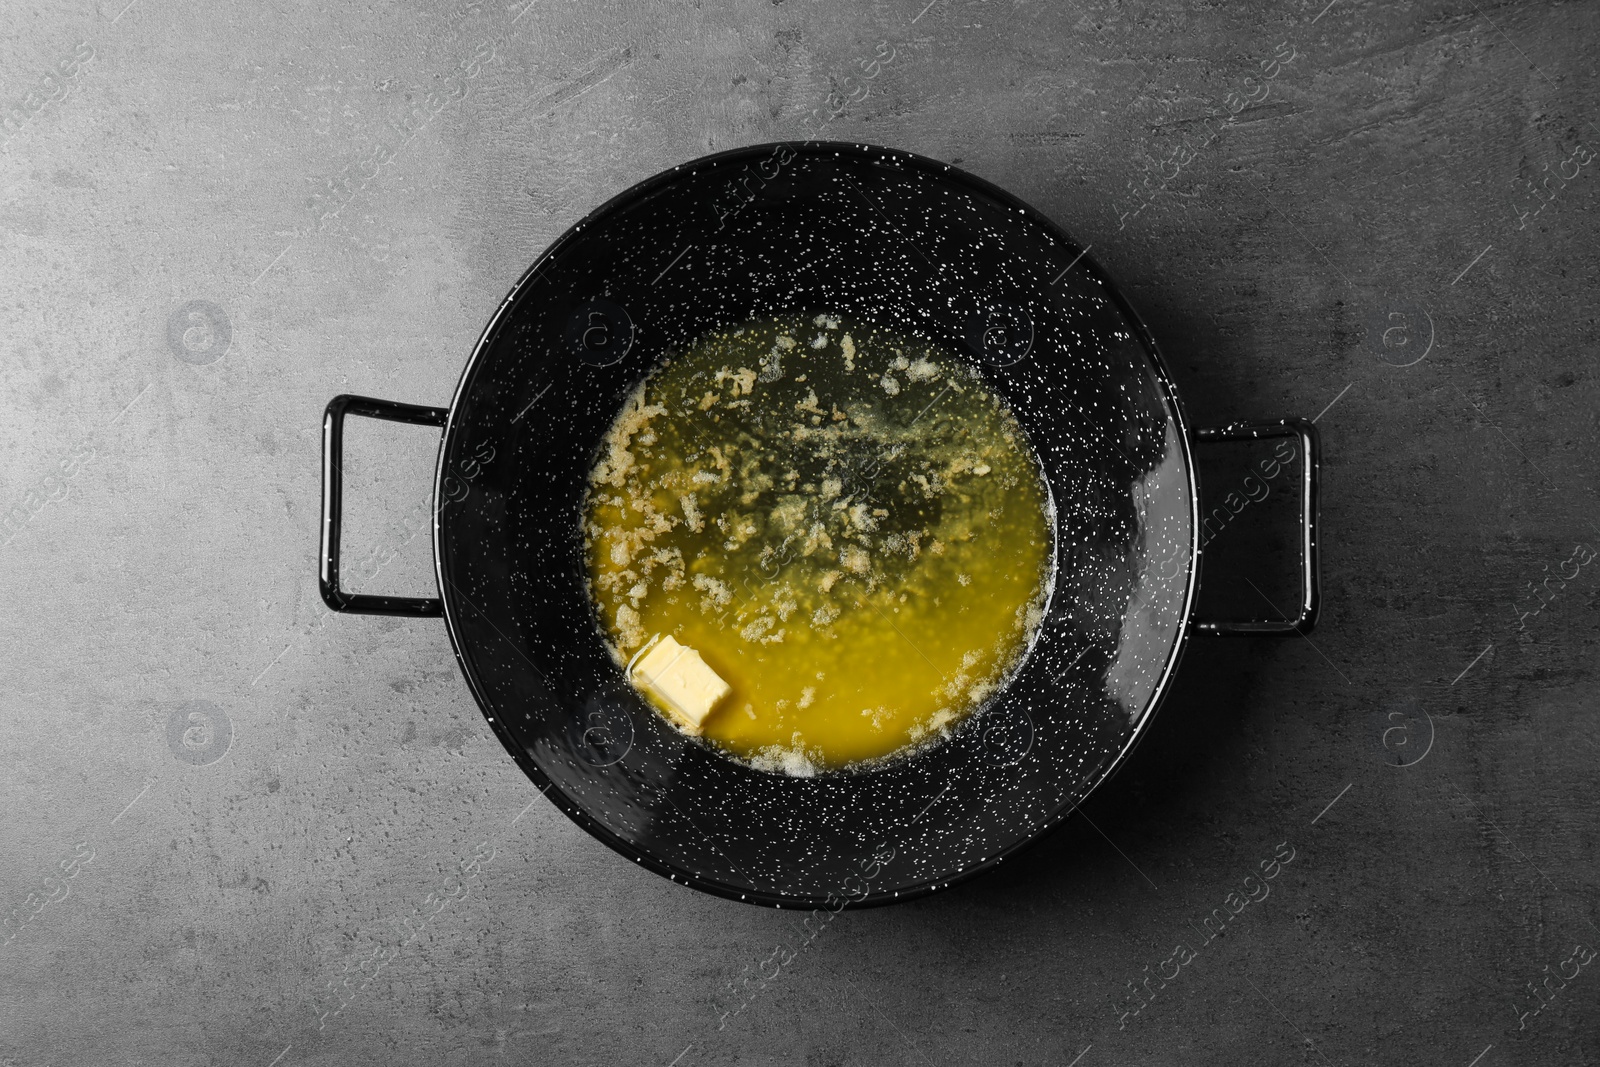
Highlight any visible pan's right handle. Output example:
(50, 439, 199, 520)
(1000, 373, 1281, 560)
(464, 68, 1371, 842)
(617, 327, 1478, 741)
(320, 394, 448, 617)
(1191, 418, 1320, 636)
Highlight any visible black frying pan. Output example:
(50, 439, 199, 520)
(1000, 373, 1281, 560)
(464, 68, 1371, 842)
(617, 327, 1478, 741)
(318, 141, 1319, 908)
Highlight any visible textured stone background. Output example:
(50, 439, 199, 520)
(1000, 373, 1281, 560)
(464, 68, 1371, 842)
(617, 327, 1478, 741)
(2, 0, 1597, 1064)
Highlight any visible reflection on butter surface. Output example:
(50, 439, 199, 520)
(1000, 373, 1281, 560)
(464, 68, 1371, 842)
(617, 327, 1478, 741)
(582, 314, 1052, 773)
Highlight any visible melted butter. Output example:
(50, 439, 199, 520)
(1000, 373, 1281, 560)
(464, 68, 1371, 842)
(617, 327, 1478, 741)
(582, 314, 1052, 773)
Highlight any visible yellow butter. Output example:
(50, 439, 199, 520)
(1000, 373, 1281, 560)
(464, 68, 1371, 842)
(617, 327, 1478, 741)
(631, 635, 730, 734)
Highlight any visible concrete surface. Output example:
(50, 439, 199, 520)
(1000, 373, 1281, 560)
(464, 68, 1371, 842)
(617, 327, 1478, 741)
(2, 0, 1598, 1064)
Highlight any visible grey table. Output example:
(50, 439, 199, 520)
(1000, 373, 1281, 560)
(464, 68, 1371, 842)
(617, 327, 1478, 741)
(3, 0, 1596, 1064)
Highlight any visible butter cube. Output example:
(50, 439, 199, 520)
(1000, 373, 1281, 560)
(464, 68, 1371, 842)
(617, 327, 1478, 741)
(631, 635, 730, 734)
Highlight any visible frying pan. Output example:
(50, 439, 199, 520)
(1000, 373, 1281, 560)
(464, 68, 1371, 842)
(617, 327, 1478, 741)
(318, 141, 1320, 908)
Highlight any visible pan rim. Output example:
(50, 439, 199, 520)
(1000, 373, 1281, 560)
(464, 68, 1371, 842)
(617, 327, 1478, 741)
(430, 139, 1203, 909)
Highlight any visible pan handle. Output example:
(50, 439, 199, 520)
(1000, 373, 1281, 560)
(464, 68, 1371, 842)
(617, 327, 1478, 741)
(1190, 419, 1320, 636)
(320, 394, 448, 617)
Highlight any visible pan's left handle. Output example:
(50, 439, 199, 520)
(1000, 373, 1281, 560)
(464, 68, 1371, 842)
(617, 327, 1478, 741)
(320, 394, 448, 617)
